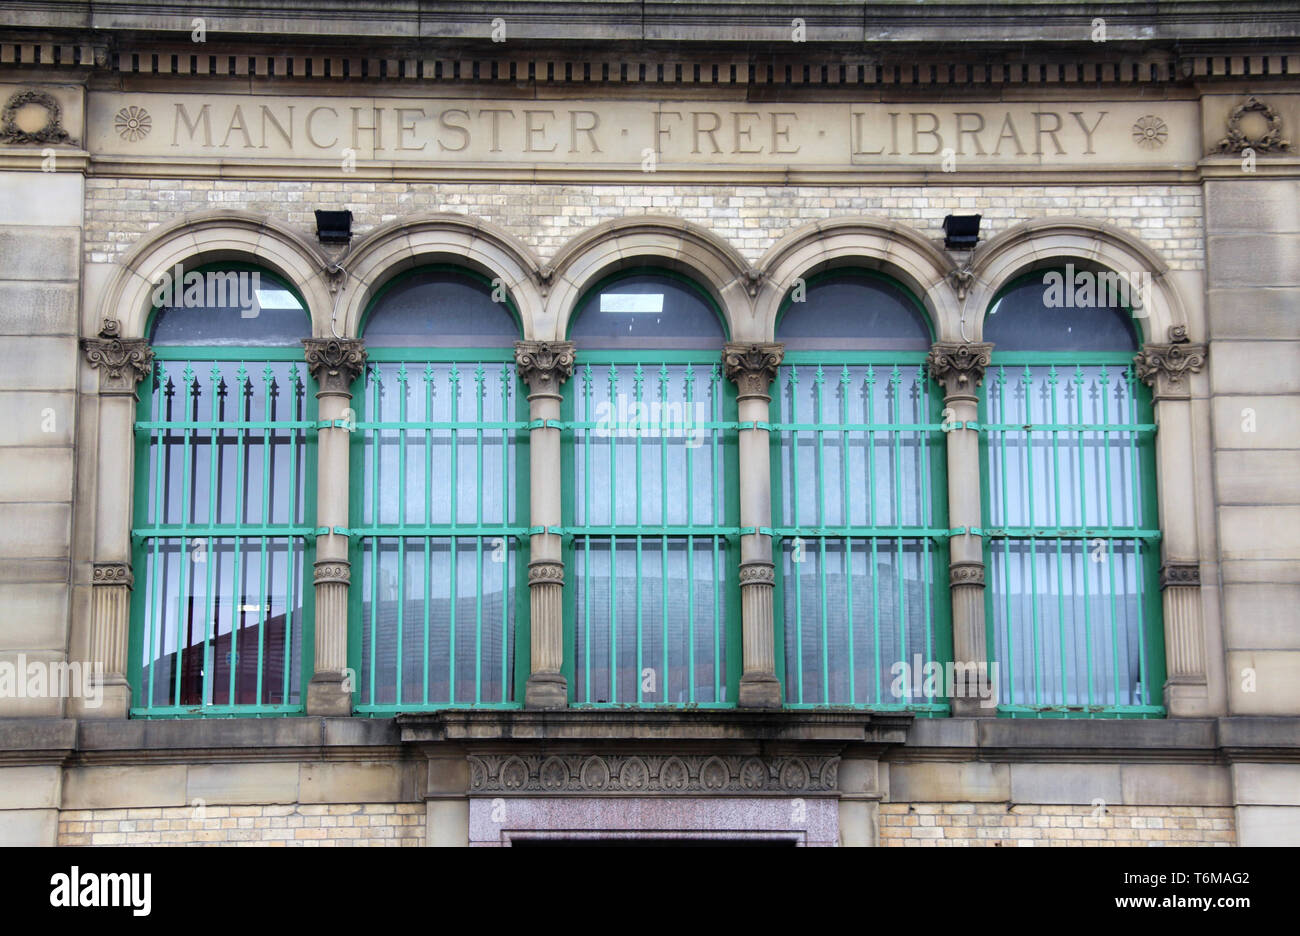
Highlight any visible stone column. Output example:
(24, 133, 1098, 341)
(79, 318, 154, 718)
(302, 338, 367, 716)
(514, 341, 575, 709)
(1134, 325, 1209, 716)
(926, 342, 995, 717)
(723, 343, 784, 709)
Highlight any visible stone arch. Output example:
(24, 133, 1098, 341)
(546, 216, 752, 341)
(339, 213, 544, 340)
(98, 210, 332, 340)
(755, 217, 958, 343)
(968, 218, 1190, 346)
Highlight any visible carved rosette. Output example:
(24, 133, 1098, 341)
(1217, 96, 1291, 154)
(81, 319, 154, 394)
(949, 561, 985, 589)
(528, 560, 565, 586)
(926, 342, 993, 396)
(92, 562, 133, 589)
(302, 338, 367, 395)
(467, 753, 838, 795)
(514, 340, 575, 396)
(1159, 561, 1201, 591)
(1133, 326, 1207, 401)
(313, 561, 350, 586)
(722, 342, 784, 399)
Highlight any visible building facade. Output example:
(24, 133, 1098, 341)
(0, 0, 1297, 846)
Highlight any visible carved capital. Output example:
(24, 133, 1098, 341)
(81, 319, 154, 394)
(92, 562, 133, 589)
(738, 560, 776, 587)
(302, 338, 367, 394)
(926, 342, 993, 395)
(1159, 561, 1201, 590)
(514, 341, 575, 396)
(722, 343, 784, 398)
(313, 561, 350, 586)
(528, 560, 565, 585)
(949, 561, 985, 588)
(1133, 327, 1206, 401)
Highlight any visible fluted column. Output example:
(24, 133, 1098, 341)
(302, 337, 367, 716)
(515, 341, 575, 709)
(1134, 326, 1210, 715)
(723, 342, 784, 709)
(926, 342, 994, 717)
(79, 319, 154, 718)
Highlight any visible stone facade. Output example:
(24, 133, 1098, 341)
(0, 0, 1297, 848)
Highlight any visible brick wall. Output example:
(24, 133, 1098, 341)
(57, 803, 425, 846)
(879, 804, 1235, 846)
(82, 180, 1205, 269)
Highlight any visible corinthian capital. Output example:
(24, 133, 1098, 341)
(722, 342, 784, 398)
(926, 342, 993, 396)
(81, 318, 154, 394)
(514, 340, 575, 395)
(1133, 327, 1207, 402)
(302, 338, 367, 394)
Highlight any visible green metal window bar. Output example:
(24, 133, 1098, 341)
(129, 348, 317, 717)
(979, 354, 1165, 719)
(771, 354, 951, 713)
(562, 350, 742, 706)
(349, 348, 529, 712)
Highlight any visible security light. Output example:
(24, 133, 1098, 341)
(942, 214, 981, 250)
(315, 209, 353, 244)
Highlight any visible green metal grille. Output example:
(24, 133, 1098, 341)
(771, 354, 951, 711)
(979, 354, 1165, 718)
(129, 349, 316, 717)
(349, 349, 528, 712)
(562, 351, 741, 705)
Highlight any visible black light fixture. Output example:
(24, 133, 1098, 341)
(315, 209, 353, 244)
(942, 214, 981, 250)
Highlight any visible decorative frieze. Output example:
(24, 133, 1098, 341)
(528, 560, 564, 584)
(738, 561, 775, 587)
(926, 342, 993, 393)
(91, 562, 133, 588)
(302, 338, 367, 394)
(722, 342, 783, 398)
(1133, 326, 1207, 401)
(514, 340, 575, 396)
(81, 319, 154, 393)
(468, 753, 839, 795)
(949, 561, 985, 588)
(313, 561, 350, 586)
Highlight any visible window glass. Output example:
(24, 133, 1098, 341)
(363, 268, 519, 346)
(568, 273, 724, 349)
(777, 273, 931, 350)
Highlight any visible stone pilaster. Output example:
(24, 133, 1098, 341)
(926, 342, 994, 717)
(515, 340, 575, 709)
(79, 319, 154, 718)
(302, 337, 367, 716)
(722, 342, 784, 708)
(1135, 327, 1210, 715)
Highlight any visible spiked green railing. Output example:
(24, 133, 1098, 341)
(129, 348, 316, 717)
(979, 353, 1164, 718)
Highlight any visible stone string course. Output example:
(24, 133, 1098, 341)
(57, 804, 426, 847)
(83, 181, 1205, 269)
(879, 803, 1236, 846)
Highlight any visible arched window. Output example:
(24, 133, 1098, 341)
(981, 269, 1163, 716)
(352, 267, 526, 710)
(772, 271, 948, 709)
(131, 265, 314, 715)
(562, 270, 738, 705)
